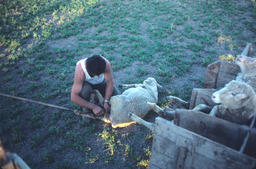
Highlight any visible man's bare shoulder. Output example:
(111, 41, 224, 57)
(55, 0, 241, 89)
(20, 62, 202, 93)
(75, 63, 85, 81)
(101, 57, 111, 72)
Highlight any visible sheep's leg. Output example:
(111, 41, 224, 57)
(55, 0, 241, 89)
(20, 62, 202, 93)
(209, 106, 218, 116)
(192, 104, 211, 114)
(120, 83, 163, 89)
(119, 84, 138, 89)
(94, 89, 104, 106)
(167, 95, 189, 108)
(147, 102, 163, 113)
(128, 112, 154, 131)
(147, 102, 175, 120)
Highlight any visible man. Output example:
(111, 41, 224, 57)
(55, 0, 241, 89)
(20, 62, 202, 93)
(71, 55, 118, 116)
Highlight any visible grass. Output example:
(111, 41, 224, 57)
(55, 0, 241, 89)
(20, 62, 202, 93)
(0, 0, 256, 168)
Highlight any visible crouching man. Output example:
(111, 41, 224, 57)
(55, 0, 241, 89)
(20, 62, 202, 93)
(71, 55, 119, 116)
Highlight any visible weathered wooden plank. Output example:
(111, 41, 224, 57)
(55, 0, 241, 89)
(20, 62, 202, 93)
(151, 117, 256, 169)
(149, 150, 176, 169)
(204, 61, 240, 89)
(204, 61, 221, 89)
(216, 61, 240, 89)
(176, 147, 188, 169)
(189, 152, 232, 169)
(194, 140, 255, 168)
(245, 132, 256, 157)
(151, 135, 178, 158)
(149, 163, 162, 169)
(174, 109, 256, 151)
(150, 133, 179, 169)
(189, 88, 217, 109)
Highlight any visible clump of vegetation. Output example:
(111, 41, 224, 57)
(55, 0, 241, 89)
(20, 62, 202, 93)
(219, 54, 235, 62)
(99, 129, 118, 156)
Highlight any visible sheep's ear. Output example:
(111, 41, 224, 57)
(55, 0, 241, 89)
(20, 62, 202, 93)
(235, 93, 247, 100)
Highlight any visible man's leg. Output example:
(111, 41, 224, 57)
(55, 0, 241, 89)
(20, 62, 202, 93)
(79, 82, 93, 101)
(79, 82, 94, 122)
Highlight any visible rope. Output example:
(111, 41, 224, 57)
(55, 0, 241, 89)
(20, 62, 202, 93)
(0, 92, 98, 120)
(0, 93, 72, 111)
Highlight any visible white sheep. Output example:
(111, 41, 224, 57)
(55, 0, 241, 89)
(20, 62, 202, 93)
(235, 54, 256, 92)
(109, 77, 159, 128)
(210, 80, 256, 125)
(236, 55, 256, 77)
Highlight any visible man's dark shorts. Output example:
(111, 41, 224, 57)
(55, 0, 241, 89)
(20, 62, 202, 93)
(79, 81, 120, 101)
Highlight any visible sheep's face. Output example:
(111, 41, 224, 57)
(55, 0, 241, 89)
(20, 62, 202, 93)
(143, 77, 157, 87)
(236, 55, 256, 76)
(143, 77, 158, 102)
(212, 80, 254, 109)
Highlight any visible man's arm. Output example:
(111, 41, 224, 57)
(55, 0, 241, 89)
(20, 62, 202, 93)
(103, 59, 114, 113)
(104, 60, 114, 100)
(71, 64, 103, 115)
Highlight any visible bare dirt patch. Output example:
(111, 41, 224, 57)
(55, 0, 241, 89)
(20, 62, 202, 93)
(47, 36, 78, 49)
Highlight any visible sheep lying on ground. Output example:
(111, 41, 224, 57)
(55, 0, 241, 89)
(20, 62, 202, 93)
(210, 80, 256, 125)
(109, 77, 159, 128)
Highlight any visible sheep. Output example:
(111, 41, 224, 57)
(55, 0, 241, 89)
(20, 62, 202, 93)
(109, 77, 159, 128)
(210, 80, 256, 125)
(235, 54, 256, 92)
(236, 55, 256, 77)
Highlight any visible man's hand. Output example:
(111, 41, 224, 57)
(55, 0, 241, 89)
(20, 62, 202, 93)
(104, 102, 110, 113)
(92, 105, 104, 116)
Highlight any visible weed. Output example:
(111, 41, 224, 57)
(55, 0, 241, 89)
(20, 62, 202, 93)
(89, 156, 99, 163)
(145, 133, 153, 140)
(219, 54, 235, 61)
(99, 129, 117, 156)
(124, 144, 130, 157)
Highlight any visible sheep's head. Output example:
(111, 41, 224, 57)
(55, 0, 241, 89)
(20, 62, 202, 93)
(143, 77, 157, 87)
(212, 80, 255, 109)
(143, 77, 158, 102)
(236, 55, 256, 76)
